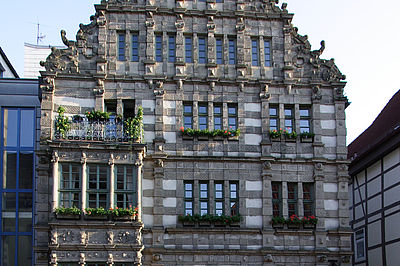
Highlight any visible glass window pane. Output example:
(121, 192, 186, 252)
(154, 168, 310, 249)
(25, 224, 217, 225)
(199, 106, 207, 114)
(216, 202, 223, 209)
(200, 183, 207, 190)
(19, 193, 32, 212)
(200, 202, 207, 209)
(215, 183, 222, 191)
(200, 191, 207, 198)
(184, 105, 192, 113)
(215, 191, 222, 198)
(284, 109, 292, 117)
(230, 191, 236, 198)
(214, 106, 221, 114)
(20, 110, 34, 147)
(300, 120, 309, 127)
(18, 236, 32, 266)
(300, 109, 309, 117)
(3, 151, 17, 189)
(19, 152, 33, 189)
(214, 117, 221, 125)
(2, 235, 15, 266)
(3, 109, 18, 147)
(18, 212, 32, 232)
(185, 201, 192, 209)
(228, 107, 236, 115)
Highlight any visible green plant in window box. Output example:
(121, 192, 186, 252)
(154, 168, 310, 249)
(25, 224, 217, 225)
(55, 107, 71, 138)
(55, 206, 81, 219)
(179, 127, 240, 138)
(300, 132, 315, 139)
(85, 207, 109, 219)
(270, 216, 285, 227)
(301, 215, 318, 225)
(85, 110, 111, 122)
(269, 129, 282, 139)
(286, 214, 302, 228)
(109, 205, 138, 220)
(124, 106, 144, 142)
(283, 129, 297, 139)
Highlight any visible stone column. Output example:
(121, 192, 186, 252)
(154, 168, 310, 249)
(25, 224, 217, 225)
(51, 152, 59, 212)
(81, 153, 87, 210)
(135, 151, 145, 222)
(109, 154, 115, 209)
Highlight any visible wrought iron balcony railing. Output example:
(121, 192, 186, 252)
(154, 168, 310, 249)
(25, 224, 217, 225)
(54, 118, 143, 143)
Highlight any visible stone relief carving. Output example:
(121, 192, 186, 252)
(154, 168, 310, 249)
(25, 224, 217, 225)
(50, 252, 57, 264)
(50, 229, 58, 245)
(312, 85, 322, 101)
(40, 77, 55, 92)
(40, 30, 79, 74)
(60, 230, 75, 243)
(107, 231, 114, 244)
(260, 83, 271, 100)
(80, 231, 87, 245)
(264, 254, 274, 262)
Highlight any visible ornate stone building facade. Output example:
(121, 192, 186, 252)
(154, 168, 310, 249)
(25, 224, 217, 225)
(36, 0, 352, 265)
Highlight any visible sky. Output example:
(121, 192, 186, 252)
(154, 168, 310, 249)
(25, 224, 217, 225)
(1, 0, 399, 144)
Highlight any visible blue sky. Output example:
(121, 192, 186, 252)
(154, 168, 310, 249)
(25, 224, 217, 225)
(1, 0, 399, 144)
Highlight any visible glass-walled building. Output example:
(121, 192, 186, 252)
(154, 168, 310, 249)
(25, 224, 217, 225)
(0, 78, 40, 265)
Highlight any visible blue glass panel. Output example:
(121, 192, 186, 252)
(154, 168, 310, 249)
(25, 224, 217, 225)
(269, 108, 277, 116)
(184, 105, 192, 113)
(184, 117, 192, 125)
(228, 39, 236, 64)
(155, 35, 163, 62)
(216, 38, 223, 64)
(131, 34, 139, 62)
(199, 106, 207, 114)
(3, 151, 16, 189)
(3, 109, 18, 147)
(20, 110, 34, 147)
(2, 236, 15, 265)
(198, 37, 206, 64)
(168, 36, 175, 62)
(185, 37, 193, 63)
(19, 152, 33, 189)
(18, 236, 32, 264)
(228, 107, 236, 115)
(118, 34, 125, 61)
(252, 39, 259, 66)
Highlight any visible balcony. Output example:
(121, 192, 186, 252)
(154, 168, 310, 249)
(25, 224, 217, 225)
(54, 107, 144, 143)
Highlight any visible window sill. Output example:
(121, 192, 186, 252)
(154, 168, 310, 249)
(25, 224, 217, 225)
(56, 214, 80, 220)
(300, 137, 313, 143)
(84, 214, 109, 220)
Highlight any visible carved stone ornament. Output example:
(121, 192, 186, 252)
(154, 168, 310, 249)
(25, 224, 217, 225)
(50, 252, 57, 264)
(107, 231, 114, 244)
(40, 30, 79, 74)
(176, 79, 183, 90)
(264, 254, 274, 262)
(80, 231, 87, 245)
(341, 255, 351, 263)
(154, 159, 163, 167)
(108, 154, 115, 166)
(312, 85, 322, 101)
(315, 162, 324, 171)
(107, 253, 114, 264)
(153, 253, 162, 262)
(146, 20, 155, 28)
(51, 151, 59, 163)
(81, 152, 87, 164)
(50, 229, 58, 245)
(175, 21, 185, 29)
(80, 253, 86, 264)
(260, 83, 271, 100)
(40, 77, 55, 92)
(318, 255, 327, 262)
(263, 161, 272, 170)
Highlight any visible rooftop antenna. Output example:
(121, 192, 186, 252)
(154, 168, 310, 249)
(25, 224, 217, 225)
(36, 22, 46, 45)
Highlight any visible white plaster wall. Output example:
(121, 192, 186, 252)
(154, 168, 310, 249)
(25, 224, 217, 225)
(163, 215, 176, 227)
(244, 134, 262, 145)
(245, 215, 263, 228)
(385, 210, 400, 242)
(324, 200, 338, 211)
(320, 105, 335, 113)
(386, 242, 400, 266)
(321, 136, 336, 147)
(54, 96, 95, 107)
(321, 120, 336, 130)
(142, 179, 154, 190)
(246, 199, 262, 208)
(163, 180, 177, 190)
(324, 218, 339, 230)
(142, 214, 153, 227)
(245, 181, 262, 191)
(366, 161, 381, 180)
(368, 247, 383, 266)
(323, 183, 338, 193)
(163, 132, 176, 143)
(244, 118, 261, 127)
(383, 147, 400, 171)
(143, 115, 155, 124)
(164, 100, 176, 109)
(367, 196, 381, 214)
(142, 197, 154, 207)
(163, 198, 177, 207)
(163, 116, 176, 125)
(142, 99, 155, 111)
(144, 131, 155, 143)
(383, 166, 398, 189)
(368, 220, 381, 247)
(244, 103, 261, 112)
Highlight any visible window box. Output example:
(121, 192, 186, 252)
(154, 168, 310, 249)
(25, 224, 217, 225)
(303, 223, 316, 229)
(182, 135, 194, 140)
(300, 136, 313, 143)
(272, 223, 284, 229)
(198, 221, 211, 227)
(228, 135, 239, 141)
(198, 135, 209, 141)
(229, 221, 240, 227)
(214, 221, 227, 227)
(287, 223, 301, 229)
(56, 213, 80, 220)
(113, 215, 136, 221)
(85, 214, 109, 220)
(183, 221, 195, 227)
(270, 136, 281, 142)
(285, 136, 297, 142)
(213, 136, 224, 141)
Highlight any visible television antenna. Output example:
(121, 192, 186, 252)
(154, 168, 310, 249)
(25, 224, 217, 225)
(36, 22, 46, 45)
